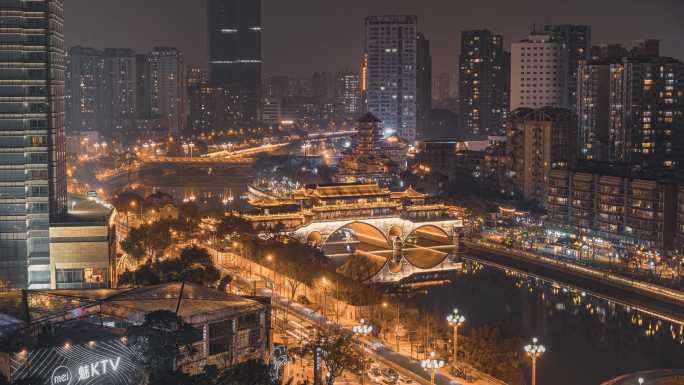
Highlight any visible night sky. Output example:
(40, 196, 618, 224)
(65, 0, 684, 77)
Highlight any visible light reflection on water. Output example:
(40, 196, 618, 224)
(412, 261, 684, 385)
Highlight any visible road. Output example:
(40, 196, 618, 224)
(465, 240, 684, 325)
(219, 263, 507, 385)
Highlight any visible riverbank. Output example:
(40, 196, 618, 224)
(465, 240, 684, 324)
(206, 244, 509, 385)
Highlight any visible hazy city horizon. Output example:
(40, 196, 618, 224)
(65, 0, 684, 76)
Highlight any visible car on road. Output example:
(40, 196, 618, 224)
(398, 376, 414, 385)
(382, 368, 398, 382)
(368, 368, 383, 383)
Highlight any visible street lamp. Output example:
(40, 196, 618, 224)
(524, 338, 546, 385)
(352, 319, 373, 385)
(421, 351, 444, 385)
(446, 308, 466, 370)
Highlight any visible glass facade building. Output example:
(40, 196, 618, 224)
(207, 0, 262, 126)
(0, 0, 67, 288)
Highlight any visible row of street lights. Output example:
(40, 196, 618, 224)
(447, 308, 547, 385)
(351, 309, 547, 385)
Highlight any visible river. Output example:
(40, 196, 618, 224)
(409, 262, 684, 385)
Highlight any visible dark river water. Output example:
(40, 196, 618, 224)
(410, 262, 684, 385)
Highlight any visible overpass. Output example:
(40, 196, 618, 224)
(305, 130, 357, 142)
(202, 142, 292, 159)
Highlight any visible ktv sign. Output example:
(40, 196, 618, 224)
(51, 357, 122, 385)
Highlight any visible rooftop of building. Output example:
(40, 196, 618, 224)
(295, 183, 391, 198)
(573, 160, 682, 183)
(0, 282, 267, 331)
(55, 194, 113, 226)
(390, 186, 428, 199)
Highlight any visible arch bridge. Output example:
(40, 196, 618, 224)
(292, 217, 464, 283)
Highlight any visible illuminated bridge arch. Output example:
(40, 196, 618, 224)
(402, 225, 451, 269)
(322, 221, 392, 250)
(321, 222, 392, 279)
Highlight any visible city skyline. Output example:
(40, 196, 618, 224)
(3, 1, 684, 384)
(65, 0, 684, 77)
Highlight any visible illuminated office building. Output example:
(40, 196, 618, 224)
(0, 0, 68, 287)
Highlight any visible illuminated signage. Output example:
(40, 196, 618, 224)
(51, 366, 72, 385)
(14, 340, 138, 385)
(77, 357, 121, 381)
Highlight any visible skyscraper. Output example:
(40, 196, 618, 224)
(416, 33, 432, 138)
(0, 0, 68, 287)
(102, 48, 139, 138)
(543, 25, 591, 111)
(577, 40, 684, 169)
(149, 47, 186, 134)
(511, 32, 569, 110)
(610, 55, 684, 169)
(577, 58, 613, 161)
(207, 0, 262, 126)
(335, 71, 361, 122)
(365, 15, 418, 141)
(187, 67, 213, 134)
(65, 47, 105, 134)
(459, 30, 510, 135)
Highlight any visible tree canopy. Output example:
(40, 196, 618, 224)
(295, 332, 363, 385)
(119, 246, 221, 287)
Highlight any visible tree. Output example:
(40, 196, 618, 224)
(214, 359, 275, 385)
(118, 246, 221, 287)
(148, 221, 173, 261)
(460, 325, 525, 385)
(174, 246, 221, 285)
(126, 310, 200, 382)
(112, 191, 144, 212)
(218, 275, 233, 292)
(266, 241, 328, 325)
(121, 225, 151, 262)
(296, 332, 363, 385)
(118, 263, 161, 287)
(217, 214, 253, 239)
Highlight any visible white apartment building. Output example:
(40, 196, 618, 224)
(511, 33, 569, 110)
(365, 15, 418, 142)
